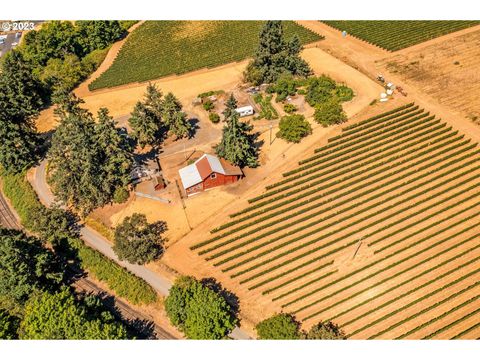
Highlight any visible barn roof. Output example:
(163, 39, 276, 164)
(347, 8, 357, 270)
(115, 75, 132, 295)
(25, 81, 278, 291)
(178, 154, 242, 190)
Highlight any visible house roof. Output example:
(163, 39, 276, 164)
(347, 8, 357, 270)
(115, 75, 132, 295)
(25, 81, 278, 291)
(178, 154, 242, 190)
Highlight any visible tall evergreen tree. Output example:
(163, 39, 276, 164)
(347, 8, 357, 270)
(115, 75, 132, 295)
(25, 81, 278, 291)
(222, 93, 238, 121)
(95, 108, 134, 197)
(0, 50, 43, 173)
(143, 83, 164, 119)
(245, 21, 311, 85)
(49, 95, 134, 214)
(128, 101, 159, 148)
(162, 92, 191, 139)
(215, 95, 258, 168)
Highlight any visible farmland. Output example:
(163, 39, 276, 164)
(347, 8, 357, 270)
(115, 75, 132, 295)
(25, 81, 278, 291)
(379, 28, 480, 125)
(191, 102, 480, 339)
(322, 21, 480, 51)
(89, 21, 322, 90)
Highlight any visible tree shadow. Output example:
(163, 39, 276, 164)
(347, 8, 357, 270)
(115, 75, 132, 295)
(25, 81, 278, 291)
(201, 277, 240, 320)
(188, 117, 200, 139)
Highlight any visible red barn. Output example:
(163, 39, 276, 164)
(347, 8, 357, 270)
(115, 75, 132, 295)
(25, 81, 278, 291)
(178, 154, 243, 196)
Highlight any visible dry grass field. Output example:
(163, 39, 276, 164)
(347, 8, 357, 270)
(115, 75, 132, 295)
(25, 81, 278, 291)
(190, 103, 480, 339)
(379, 28, 480, 124)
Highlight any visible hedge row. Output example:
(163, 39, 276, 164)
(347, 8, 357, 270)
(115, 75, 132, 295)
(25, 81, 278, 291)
(318, 106, 420, 150)
(234, 163, 480, 285)
(265, 196, 480, 302)
(0, 170, 158, 305)
(201, 138, 470, 260)
(299, 216, 480, 321)
(365, 277, 480, 339)
(264, 125, 454, 193)
(211, 142, 474, 266)
(371, 188, 480, 253)
(419, 298, 480, 339)
(284, 117, 441, 177)
(332, 243, 480, 328)
(249, 260, 335, 292)
(286, 177, 480, 310)
(219, 129, 457, 235)
(305, 109, 426, 163)
(228, 126, 454, 219)
(340, 102, 415, 132)
(280, 205, 480, 310)
(451, 321, 480, 339)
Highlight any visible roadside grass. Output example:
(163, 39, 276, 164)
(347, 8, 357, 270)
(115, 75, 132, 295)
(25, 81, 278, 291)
(0, 168, 158, 305)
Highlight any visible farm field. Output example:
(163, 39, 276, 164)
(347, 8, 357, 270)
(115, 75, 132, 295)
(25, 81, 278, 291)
(322, 21, 480, 51)
(378, 28, 480, 125)
(191, 102, 480, 339)
(89, 21, 322, 90)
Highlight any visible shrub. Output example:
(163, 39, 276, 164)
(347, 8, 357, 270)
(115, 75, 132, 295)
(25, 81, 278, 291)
(302, 322, 346, 339)
(283, 103, 297, 114)
(165, 276, 237, 339)
(277, 114, 312, 143)
(202, 99, 214, 111)
(314, 98, 347, 127)
(209, 112, 220, 123)
(113, 187, 129, 204)
(256, 313, 301, 339)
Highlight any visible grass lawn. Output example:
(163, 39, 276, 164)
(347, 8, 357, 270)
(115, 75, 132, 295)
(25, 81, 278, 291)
(322, 21, 480, 51)
(89, 21, 322, 90)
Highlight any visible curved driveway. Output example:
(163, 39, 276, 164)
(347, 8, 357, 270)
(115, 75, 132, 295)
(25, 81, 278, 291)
(30, 159, 251, 340)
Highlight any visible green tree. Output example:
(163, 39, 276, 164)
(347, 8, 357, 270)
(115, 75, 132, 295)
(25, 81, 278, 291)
(76, 21, 125, 54)
(143, 83, 164, 119)
(277, 114, 312, 143)
(165, 276, 237, 339)
(32, 205, 78, 247)
(0, 228, 63, 305)
(49, 96, 133, 214)
(40, 53, 85, 93)
(19, 287, 129, 339)
(314, 97, 347, 127)
(302, 321, 346, 340)
(256, 313, 301, 339)
(0, 50, 43, 173)
(95, 107, 134, 199)
(128, 101, 159, 148)
(0, 309, 19, 339)
(245, 21, 311, 85)
(22, 21, 81, 67)
(222, 93, 238, 121)
(162, 92, 191, 139)
(215, 95, 258, 168)
(113, 213, 166, 265)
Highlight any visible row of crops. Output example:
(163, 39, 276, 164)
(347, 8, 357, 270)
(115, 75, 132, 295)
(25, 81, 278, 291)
(89, 21, 322, 90)
(192, 102, 480, 338)
(322, 21, 480, 51)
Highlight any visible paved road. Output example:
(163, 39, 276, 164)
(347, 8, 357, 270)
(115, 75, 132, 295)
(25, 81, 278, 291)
(31, 159, 252, 340)
(0, 191, 19, 229)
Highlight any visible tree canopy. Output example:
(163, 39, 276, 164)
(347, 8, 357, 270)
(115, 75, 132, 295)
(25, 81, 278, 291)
(128, 83, 191, 147)
(0, 228, 63, 305)
(0, 50, 43, 173)
(19, 287, 129, 339)
(244, 21, 311, 85)
(48, 94, 134, 215)
(165, 276, 237, 339)
(255, 313, 301, 339)
(313, 97, 347, 127)
(277, 114, 312, 143)
(0, 309, 19, 339)
(215, 94, 258, 168)
(113, 213, 167, 265)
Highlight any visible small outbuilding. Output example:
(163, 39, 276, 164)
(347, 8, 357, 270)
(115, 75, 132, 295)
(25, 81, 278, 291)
(178, 154, 243, 196)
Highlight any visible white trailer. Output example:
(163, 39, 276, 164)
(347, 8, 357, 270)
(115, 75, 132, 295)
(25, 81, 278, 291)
(235, 105, 254, 117)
